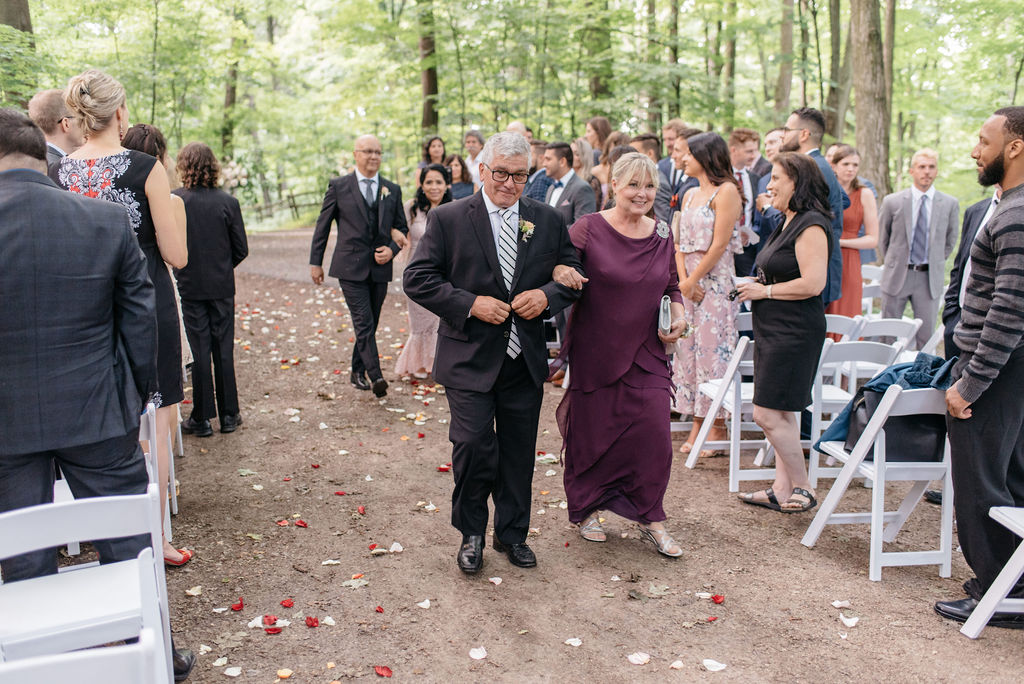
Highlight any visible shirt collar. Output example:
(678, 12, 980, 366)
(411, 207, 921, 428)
(554, 169, 575, 185)
(482, 190, 519, 217)
(911, 184, 936, 202)
(805, 148, 820, 157)
(355, 169, 379, 185)
(47, 141, 66, 156)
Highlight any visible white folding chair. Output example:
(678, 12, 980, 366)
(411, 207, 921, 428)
(840, 317, 922, 386)
(0, 483, 173, 682)
(861, 264, 883, 318)
(825, 314, 864, 342)
(684, 338, 774, 491)
(896, 326, 943, 364)
(801, 385, 953, 581)
(138, 404, 174, 541)
(0, 627, 161, 683)
(807, 340, 900, 487)
(960, 507, 1024, 638)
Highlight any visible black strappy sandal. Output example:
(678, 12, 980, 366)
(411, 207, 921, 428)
(780, 487, 817, 513)
(738, 487, 781, 511)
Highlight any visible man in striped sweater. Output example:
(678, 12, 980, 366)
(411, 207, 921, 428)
(935, 106, 1024, 629)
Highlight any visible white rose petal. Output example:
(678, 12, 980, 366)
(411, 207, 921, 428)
(389, 542, 404, 553)
(670, 660, 684, 670)
(224, 666, 242, 677)
(564, 637, 582, 647)
(831, 599, 851, 609)
(627, 652, 651, 665)
(545, 469, 557, 477)
(839, 631, 848, 639)
(247, 616, 262, 629)
(488, 577, 502, 586)
(695, 592, 712, 599)
(185, 585, 203, 596)
(702, 659, 727, 672)
(198, 645, 212, 656)
(839, 613, 860, 628)
(212, 656, 227, 667)
(469, 646, 487, 660)
(319, 422, 329, 430)
(212, 607, 228, 613)
(365, 475, 373, 481)
(417, 599, 431, 609)
(252, 484, 263, 491)
(611, 575, 621, 582)
(322, 616, 336, 626)
(321, 559, 341, 565)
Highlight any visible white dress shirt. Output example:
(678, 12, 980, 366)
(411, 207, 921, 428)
(355, 169, 379, 201)
(959, 191, 1001, 308)
(548, 169, 575, 208)
(466, 154, 482, 187)
(481, 191, 519, 256)
(909, 184, 936, 262)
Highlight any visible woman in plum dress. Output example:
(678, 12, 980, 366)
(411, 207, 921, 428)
(555, 153, 690, 558)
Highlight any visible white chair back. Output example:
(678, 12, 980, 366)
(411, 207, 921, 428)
(0, 628, 160, 683)
(825, 314, 864, 342)
(857, 317, 922, 350)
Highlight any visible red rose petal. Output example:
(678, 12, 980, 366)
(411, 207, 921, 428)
(230, 597, 244, 611)
(368, 543, 378, 550)
(333, 369, 342, 374)
(280, 599, 294, 608)
(283, 477, 292, 482)
(305, 616, 319, 628)
(276, 520, 289, 526)
(263, 614, 277, 626)
(707, 616, 718, 622)
(436, 464, 450, 472)
(417, 432, 425, 439)
(264, 627, 283, 634)
(357, 505, 366, 515)
(295, 519, 308, 528)
(335, 491, 347, 496)
(712, 594, 725, 604)
(375, 605, 384, 613)
(374, 665, 393, 678)
(564, 542, 570, 547)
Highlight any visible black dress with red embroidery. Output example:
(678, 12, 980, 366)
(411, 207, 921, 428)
(51, 150, 184, 406)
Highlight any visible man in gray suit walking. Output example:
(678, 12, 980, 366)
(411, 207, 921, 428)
(878, 148, 960, 350)
(543, 142, 596, 225)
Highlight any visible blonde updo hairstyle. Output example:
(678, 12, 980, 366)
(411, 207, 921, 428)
(64, 69, 127, 134)
(610, 151, 659, 191)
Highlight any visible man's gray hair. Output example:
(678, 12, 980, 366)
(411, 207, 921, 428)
(464, 129, 485, 144)
(478, 131, 530, 166)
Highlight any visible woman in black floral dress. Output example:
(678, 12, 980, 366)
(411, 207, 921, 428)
(52, 69, 192, 566)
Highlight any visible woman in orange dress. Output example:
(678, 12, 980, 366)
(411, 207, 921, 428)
(825, 144, 878, 318)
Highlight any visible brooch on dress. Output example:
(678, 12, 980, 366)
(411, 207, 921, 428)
(656, 220, 670, 239)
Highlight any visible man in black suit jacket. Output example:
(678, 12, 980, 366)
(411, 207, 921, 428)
(404, 132, 584, 574)
(0, 109, 157, 579)
(310, 134, 409, 398)
(942, 189, 1001, 359)
(27, 89, 85, 169)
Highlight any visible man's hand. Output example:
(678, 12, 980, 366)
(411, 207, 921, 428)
(391, 229, 409, 250)
(946, 384, 973, 420)
(470, 296, 511, 324)
(310, 265, 324, 285)
(511, 289, 548, 320)
(552, 264, 588, 290)
(374, 245, 394, 264)
(756, 192, 772, 212)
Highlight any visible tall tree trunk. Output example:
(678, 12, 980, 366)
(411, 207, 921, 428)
(833, 24, 854, 139)
(883, 0, 894, 117)
(824, 0, 842, 136)
(851, 0, 891, 194)
(586, 1, 612, 101)
(646, 0, 661, 131)
(150, 0, 160, 123)
(418, 0, 438, 134)
(810, 0, 824, 113)
(0, 0, 32, 33)
(1013, 52, 1024, 105)
(722, 1, 738, 131)
(774, 0, 795, 116)
(222, 58, 237, 158)
(445, 12, 468, 133)
(798, 0, 809, 106)
(668, 0, 680, 118)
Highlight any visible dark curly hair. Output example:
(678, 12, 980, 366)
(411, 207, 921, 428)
(176, 142, 221, 189)
(121, 123, 167, 161)
(771, 152, 834, 219)
(409, 163, 451, 220)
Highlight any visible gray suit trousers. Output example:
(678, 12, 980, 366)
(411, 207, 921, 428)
(881, 268, 937, 350)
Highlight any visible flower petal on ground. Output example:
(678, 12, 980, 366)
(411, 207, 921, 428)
(374, 665, 393, 677)
(306, 616, 319, 627)
(469, 647, 487, 660)
(564, 637, 582, 647)
(280, 599, 294, 608)
(230, 597, 244, 611)
(185, 586, 202, 597)
(839, 613, 860, 628)
(627, 652, 650, 665)
(832, 600, 851, 609)
(416, 599, 431, 609)
(702, 659, 727, 672)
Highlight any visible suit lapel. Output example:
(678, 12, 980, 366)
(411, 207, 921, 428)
(903, 190, 914, 248)
(347, 174, 370, 225)
(469, 194, 506, 295)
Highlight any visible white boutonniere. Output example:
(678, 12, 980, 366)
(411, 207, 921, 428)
(519, 219, 535, 241)
(380, 186, 391, 199)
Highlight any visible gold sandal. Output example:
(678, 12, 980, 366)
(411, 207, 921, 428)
(579, 513, 607, 542)
(639, 525, 683, 558)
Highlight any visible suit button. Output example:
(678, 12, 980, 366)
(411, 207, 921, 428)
(503, 331, 510, 339)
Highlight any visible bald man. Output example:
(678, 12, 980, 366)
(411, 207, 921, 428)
(27, 89, 85, 168)
(310, 135, 409, 397)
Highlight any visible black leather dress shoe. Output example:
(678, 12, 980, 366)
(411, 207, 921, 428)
(173, 646, 196, 681)
(350, 371, 370, 391)
(371, 377, 388, 398)
(923, 489, 943, 505)
(180, 416, 213, 437)
(457, 535, 484, 574)
(492, 538, 537, 568)
(220, 414, 243, 433)
(934, 597, 1024, 629)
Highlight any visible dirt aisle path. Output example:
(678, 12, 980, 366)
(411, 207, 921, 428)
(167, 229, 1022, 682)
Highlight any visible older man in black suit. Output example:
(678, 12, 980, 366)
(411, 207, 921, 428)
(0, 108, 197, 681)
(404, 132, 584, 575)
(310, 134, 409, 398)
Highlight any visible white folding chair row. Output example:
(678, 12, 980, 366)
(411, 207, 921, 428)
(861, 264, 883, 318)
(0, 483, 173, 682)
(807, 339, 901, 487)
(838, 317, 922, 385)
(684, 337, 775, 492)
(960, 506, 1024, 638)
(138, 403, 174, 541)
(801, 385, 953, 581)
(0, 627, 160, 684)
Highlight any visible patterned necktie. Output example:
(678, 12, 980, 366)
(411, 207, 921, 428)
(498, 208, 521, 359)
(362, 178, 375, 206)
(910, 195, 929, 264)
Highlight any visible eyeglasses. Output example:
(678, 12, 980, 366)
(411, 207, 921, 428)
(483, 163, 529, 184)
(782, 126, 805, 134)
(355, 149, 382, 156)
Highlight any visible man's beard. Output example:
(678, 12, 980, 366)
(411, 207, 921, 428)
(779, 137, 801, 153)
(977, 152, 1005, 187)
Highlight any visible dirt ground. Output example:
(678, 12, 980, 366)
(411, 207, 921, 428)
(163, 228, 1023, 683)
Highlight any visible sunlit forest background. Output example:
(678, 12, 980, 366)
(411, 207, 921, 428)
(2, 0, 1022, 227)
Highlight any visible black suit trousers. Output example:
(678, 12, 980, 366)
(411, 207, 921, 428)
(0, 429, 150, 582)
(445, 354, 544, 543)
(182, 297, 239, 420)
(947, 347, 1024, 599)
(943, 312, 962, 361)
(341, 278, 388, 379)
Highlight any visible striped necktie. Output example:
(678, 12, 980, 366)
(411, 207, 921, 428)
(498, 208, 521, 358)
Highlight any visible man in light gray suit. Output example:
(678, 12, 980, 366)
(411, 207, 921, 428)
(543, 142, 596, 225)
(878, 148, 960, 350)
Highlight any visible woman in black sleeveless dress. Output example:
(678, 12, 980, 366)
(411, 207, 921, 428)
(52, 69, 192, 565)
(736, 152, 834, 514)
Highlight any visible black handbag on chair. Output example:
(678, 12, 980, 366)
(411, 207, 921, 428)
(844, 387, 946, 462)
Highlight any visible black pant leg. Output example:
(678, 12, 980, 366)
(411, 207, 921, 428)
(943, 313, 962, 361)
(182, 299, 214, 420)
(492, 355, 544, 544)
(340, 279, 384, 379)
(0, 448, 59, 581)
(948, 349, 1024, 599)
(445, 386, 499, 537)
(209, 297, 239, 417)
